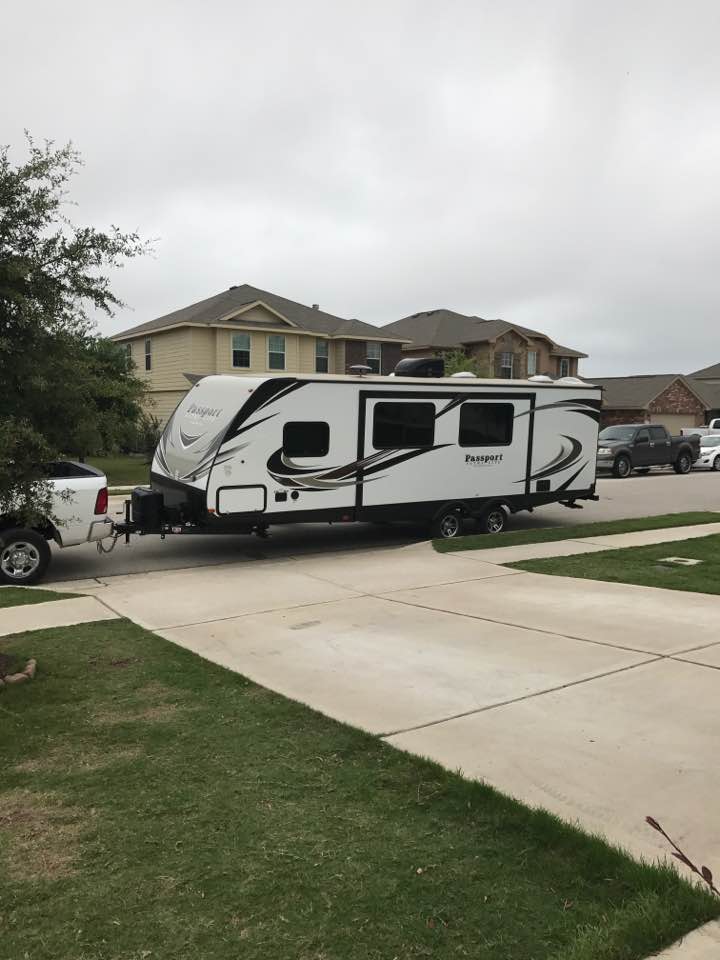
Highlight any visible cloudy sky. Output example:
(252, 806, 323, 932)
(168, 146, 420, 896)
(3, 0, 719, 375)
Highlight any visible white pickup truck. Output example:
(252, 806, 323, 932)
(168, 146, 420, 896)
(0, 462, 112, 585)
(681, 418, 720, 437)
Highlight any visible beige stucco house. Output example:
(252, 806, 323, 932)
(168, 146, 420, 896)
(381, 308, 587, 380)
(111, 284, 407, 423)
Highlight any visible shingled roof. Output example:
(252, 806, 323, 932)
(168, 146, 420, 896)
(588, 374, 712, 410)
(111, 284, 407, 342)
(380, 308, 586, 357)
(690, 361, 720, 379)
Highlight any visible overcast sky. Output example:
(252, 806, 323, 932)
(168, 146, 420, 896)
(3, 1, 719, 375)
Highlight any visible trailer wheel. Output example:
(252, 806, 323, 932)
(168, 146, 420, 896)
(0, 528, 51, 585)
(431, 506, 465, 540)
(673, 452, 692, 474)
(478, 505, 506, 535)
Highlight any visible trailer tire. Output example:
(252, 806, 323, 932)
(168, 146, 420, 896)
(673, 452, 692, 474)
(431, 505, 466, 540)
(0, 528, 51, 585)
(478, 505, 507, 535)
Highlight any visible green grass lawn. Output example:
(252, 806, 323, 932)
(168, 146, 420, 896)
(1, 620, 717, 959)
(0, 587, 78, 609)
(509, 533, 720, 596)
(86, 454, 150, 487)
(434, 511, 720, 553)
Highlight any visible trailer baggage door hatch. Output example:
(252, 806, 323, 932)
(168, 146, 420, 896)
(217, 485, 267, 514)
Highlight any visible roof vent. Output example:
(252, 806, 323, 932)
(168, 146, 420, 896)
(556, 376, 585, 385)
(349, 364, 373, 377)
(529, 374, 553, 383)
(312, 303, 319, 310)
(450, 371, 476, 379)
(229, 285, 238, 290)
(394, 357, 445, 378)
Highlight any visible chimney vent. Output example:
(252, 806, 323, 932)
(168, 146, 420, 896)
(229, 285, 238, 290)
(312, 303, 319, 310)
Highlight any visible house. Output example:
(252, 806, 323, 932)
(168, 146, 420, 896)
(589, 374, 712, 433)
(110, 284, 408, 422)
(380, 308, 587, 379)
(689, 363, 720, 421)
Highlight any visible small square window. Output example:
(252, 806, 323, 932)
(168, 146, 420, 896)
(283, 421, 329, 458)
(459, 403, 514, 446)
(366, 341, 381, 374)
(373, 402, 435, 449)
(268, 334, 285, 370)
(315, 338, 329, 373)
(232, 333, 251, 368)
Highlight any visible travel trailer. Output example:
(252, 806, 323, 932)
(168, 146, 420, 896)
(118, 370, 602, 542)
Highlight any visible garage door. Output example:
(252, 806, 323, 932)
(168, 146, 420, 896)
(649, 413, 696, 434)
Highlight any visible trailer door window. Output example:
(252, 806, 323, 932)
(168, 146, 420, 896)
(459, 403, 514, 446)
(283, 421, 330, 458)
(373, 402, 435, 448)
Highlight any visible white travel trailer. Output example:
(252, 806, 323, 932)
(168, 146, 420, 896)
(122, 371, 602, 541)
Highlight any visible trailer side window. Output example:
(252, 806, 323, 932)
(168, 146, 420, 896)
(283, 421, 330, 458)
(373, 402, 435, 448)
(459, 403, 514, 446)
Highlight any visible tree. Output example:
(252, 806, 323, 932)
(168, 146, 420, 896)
(0, 135, 150, 522)
(441, 348, 491, 378)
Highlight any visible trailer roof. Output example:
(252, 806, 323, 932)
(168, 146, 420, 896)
(190, 373, 600, 390)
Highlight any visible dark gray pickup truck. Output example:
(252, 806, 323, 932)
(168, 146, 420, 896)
(596, 424, 700, 478)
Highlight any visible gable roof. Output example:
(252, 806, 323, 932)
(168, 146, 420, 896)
(380, 308, 586, 357)
(689, 361, 720, 379)
(111, 283, 407, 342)
(588, 374, 710, 410)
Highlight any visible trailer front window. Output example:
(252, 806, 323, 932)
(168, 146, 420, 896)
(268, 335, 286, 370)
(459, 403, 514, 446)
(373, 402, 435, 448)
(283, 421, 330, 458)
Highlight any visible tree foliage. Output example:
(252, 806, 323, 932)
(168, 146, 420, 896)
(0, 135, 150, 524)
(441, 348, 491, 378)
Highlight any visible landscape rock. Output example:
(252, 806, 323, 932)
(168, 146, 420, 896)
(4, 672, 29, 684)
(23, 659, 37, 679)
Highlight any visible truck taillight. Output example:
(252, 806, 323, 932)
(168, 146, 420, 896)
(94, 487, 109, 515)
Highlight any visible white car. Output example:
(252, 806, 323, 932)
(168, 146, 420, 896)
(0, 461, 112, 585)
(694, 435, 720, 471)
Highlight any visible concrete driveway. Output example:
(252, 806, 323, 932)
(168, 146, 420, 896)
(67, 532, 720, 872)
(47, 471, 720, 582)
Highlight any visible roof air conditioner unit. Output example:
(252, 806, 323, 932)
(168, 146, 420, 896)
(529, 375, 553, 383)
(450, 371, 477, 378)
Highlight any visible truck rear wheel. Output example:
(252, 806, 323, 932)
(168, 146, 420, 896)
(612, 455, 631, 478)
(0, 528, 51, 585)
(714, 456, 720, 472)
(673, 452, 692, 474)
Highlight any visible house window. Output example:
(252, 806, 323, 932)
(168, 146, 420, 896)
(283, 421, 329, 458)
(125, 343, 132, 362)
(500, 351, 513, 378)
(144, 337, 152, 371)
(559, 358, 570, 378)
(268, 334, 285, 370)
(315, 339, 329, 373)
(372, 402, 435, 449)
(232, 333, 251, 368)
(527, 351, 537, 377)
(459, 403, 514, 446)
(366, 341, 382, 374)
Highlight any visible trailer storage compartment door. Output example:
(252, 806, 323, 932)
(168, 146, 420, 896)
(217, 486, 266, 514)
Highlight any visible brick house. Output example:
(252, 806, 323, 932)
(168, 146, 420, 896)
(590, 375, 712, 433)
(380, 308, 586, 379)
(689, 362, 720, 421)
(111, 284, 407, 423)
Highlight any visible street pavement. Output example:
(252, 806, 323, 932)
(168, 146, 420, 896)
(47, 470, 719, 582)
